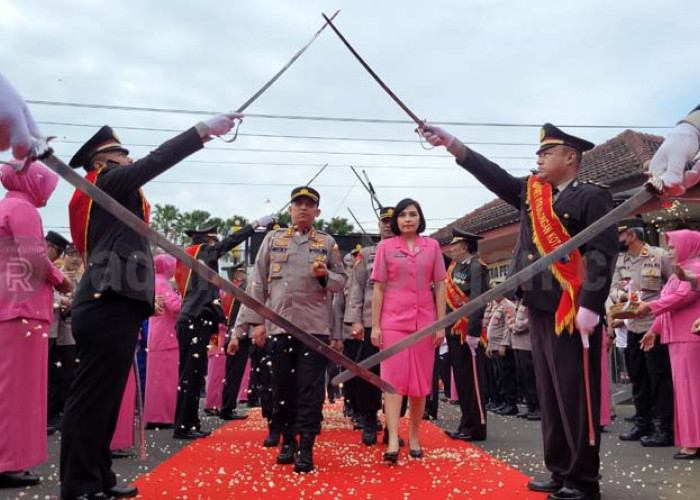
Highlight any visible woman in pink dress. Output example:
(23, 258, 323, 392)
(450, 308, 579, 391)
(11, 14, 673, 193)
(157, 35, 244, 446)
(144, 254, 181, 427)
(0, 161, 71, 488)
(110, 370, 136, 454)
(637, 230, 700, 459)
(370, 198, 446, 463)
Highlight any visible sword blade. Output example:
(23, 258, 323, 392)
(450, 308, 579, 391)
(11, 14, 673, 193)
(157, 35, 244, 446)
(236, 10, 340, 113)
(321, 13, 424, 127)
(333, 185, 656, 385)
(40, 153, 396, 394)
(471, 351, 485, 425)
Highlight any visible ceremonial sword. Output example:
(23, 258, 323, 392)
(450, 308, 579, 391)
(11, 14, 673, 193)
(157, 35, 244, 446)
(332, 184, 658, 385)
(220, 10, 341, 142)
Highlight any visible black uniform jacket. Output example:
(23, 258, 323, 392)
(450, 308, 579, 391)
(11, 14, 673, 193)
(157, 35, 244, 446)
(73, 128, 204, 311)
(447, 257, 490, 338)
(457, 149, 618, 315)
(179, 225, 255, 323)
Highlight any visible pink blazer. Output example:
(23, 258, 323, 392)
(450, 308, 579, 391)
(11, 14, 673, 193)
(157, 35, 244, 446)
(650, 274, 700, 344)
(371, 235, 446, 331)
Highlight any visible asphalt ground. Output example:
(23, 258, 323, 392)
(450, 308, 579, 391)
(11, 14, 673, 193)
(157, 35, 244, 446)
(9, 386, 700, 499)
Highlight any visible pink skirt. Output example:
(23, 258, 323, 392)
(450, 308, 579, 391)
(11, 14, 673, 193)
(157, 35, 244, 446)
(205, 353, 226, 410)
(237, 357, 252, 401)
(380, 329, 434, 397)
(0, 319, 49, 472)
(144, 348, 179, 424)
(111, 370, 135, 451)
(669, 342, 700, 448)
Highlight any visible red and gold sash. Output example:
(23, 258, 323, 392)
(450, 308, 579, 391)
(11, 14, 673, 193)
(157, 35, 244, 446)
(174, 244, 202, 298)
(526, 175, 583, 335)
(445, 261, 471, 342)
(68, 169, 151, 259)
(221, 290, 236, 324)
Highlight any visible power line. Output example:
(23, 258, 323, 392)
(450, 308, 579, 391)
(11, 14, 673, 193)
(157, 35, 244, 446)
(37, 120, 540, 146)
(51, 139, 534, 160)
(148, 180, 497, 188)
(28, 100, 673, 129)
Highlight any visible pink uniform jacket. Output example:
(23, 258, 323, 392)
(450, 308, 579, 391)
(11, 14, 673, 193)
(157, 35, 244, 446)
(649, 230, 700, 344)
(0, 162, 64, 321)
(371, 235, 447, 330)
(148, 255, 181, 351)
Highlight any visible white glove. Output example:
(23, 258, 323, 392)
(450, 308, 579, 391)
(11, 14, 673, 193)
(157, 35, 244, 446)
(203, 113, 244, 136)
(575, 307, 599, 347)
(420, 125, 455, 148)
(466, 335, 480, 355)
(0, 72, 44, 160)
(649, 122, 700, 194)
(253, 214, 274, 228)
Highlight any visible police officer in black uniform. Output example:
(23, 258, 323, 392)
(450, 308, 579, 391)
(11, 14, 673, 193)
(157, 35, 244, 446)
(423, 123, 617, 500)
(443, 228, 490, 442)
(173, 218, 271, 439)
(61, 114, 241, 500)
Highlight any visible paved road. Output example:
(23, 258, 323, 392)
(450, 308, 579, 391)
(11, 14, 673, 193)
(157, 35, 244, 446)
(10, 392, 700, 499)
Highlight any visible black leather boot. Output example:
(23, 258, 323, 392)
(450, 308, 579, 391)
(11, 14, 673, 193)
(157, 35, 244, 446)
(362, 415, 378, 445)
(640, 420, 674, 447)
(619, 421, 652, 441)
(294, 433, 315, 473)
(276, 434, 297, 464)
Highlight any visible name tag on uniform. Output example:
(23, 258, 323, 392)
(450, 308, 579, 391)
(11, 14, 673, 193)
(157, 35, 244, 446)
(393, 253, 407, 258)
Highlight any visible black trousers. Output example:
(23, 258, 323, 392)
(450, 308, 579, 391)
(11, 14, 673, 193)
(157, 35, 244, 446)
(484, 354, 501, 406)
(174, 317, 215, 432)
(529, 310, 601, 494)
(340, 338, 361, 412)
(352, 328, 382, 419)
(514, 349, 539, 411)
(625, 330, 652, 422)
(645, 335, 674, 430)
(446, 334, 488, 439)
(425, 347, 441, 419)
(249, 339, 275, 423)
(270, 334, 328, 436)
(48, 340, 77, 422)
(221, 336, 252, 416)
(60, 292, 146, 498)
(495, 347, 518, 405)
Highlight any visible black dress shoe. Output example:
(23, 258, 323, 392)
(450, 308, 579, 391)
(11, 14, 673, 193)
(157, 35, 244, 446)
(194, 429, 211, 438)
(203, 408, 220, 417)
(220, 410, 248, 421)
(526, 410, 542, 421)
(624, 414, 640, 423)
(110, 449, 135, 459)
(494, 404, 518, 416)
(640, 431, 674, 447)
(173, 430, 200, 440)
(105, 485, 138, 498)
(547, 486, 600, 500)
(382, 451, 399, 464)
(409, 448, 424, 458)
(527, 479, 563, 493)
(145, 423, 173, 430)
(673, 449, 700, 459)
(619, 424, 652, 441)
(362, 427, 378, 446)
(445, 430, 482, 442)
(262, 432, 281, 447)
(0, 471, 41, 487)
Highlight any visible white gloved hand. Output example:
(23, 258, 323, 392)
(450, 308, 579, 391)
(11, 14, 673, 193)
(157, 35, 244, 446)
(203, 113, 244, 136)
(0, 72, 44, 160)
(420, 124, 455, 148)
(253, 214, 274, 228)
(649, 122, 700, 194)
(575, 307, 600, 348)
(466, 335, 480, 355)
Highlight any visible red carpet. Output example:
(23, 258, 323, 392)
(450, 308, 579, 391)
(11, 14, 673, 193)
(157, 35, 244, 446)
(134, 405, 547, 499)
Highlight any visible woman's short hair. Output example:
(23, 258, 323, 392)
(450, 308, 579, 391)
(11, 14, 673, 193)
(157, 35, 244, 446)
(390, 198, 426, 235)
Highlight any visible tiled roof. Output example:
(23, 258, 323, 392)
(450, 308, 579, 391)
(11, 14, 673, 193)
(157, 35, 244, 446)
(431, 130, 663, 244)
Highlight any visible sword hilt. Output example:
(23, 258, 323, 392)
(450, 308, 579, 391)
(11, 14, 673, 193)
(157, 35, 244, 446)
(218, 116, 243, 143)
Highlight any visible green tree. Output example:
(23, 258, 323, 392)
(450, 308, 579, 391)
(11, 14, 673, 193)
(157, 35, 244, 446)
(323, 217, 354, 235)
(151, 204, 181, 242)
(277, 212, 291, 227)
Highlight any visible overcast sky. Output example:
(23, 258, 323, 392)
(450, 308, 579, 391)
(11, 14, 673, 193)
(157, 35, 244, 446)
(2, 0, 699, 239)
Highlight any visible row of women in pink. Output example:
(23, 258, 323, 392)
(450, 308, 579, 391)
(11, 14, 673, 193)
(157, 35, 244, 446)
(638, 230, 700, 459)
(0, 161, 71, 488)
(370, 198, 446, 463)
(144, 254, 181, 427)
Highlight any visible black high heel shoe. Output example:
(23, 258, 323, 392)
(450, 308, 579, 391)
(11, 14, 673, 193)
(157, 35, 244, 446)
(382, 450, 399, 464)
(409, 447, 424, 459)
